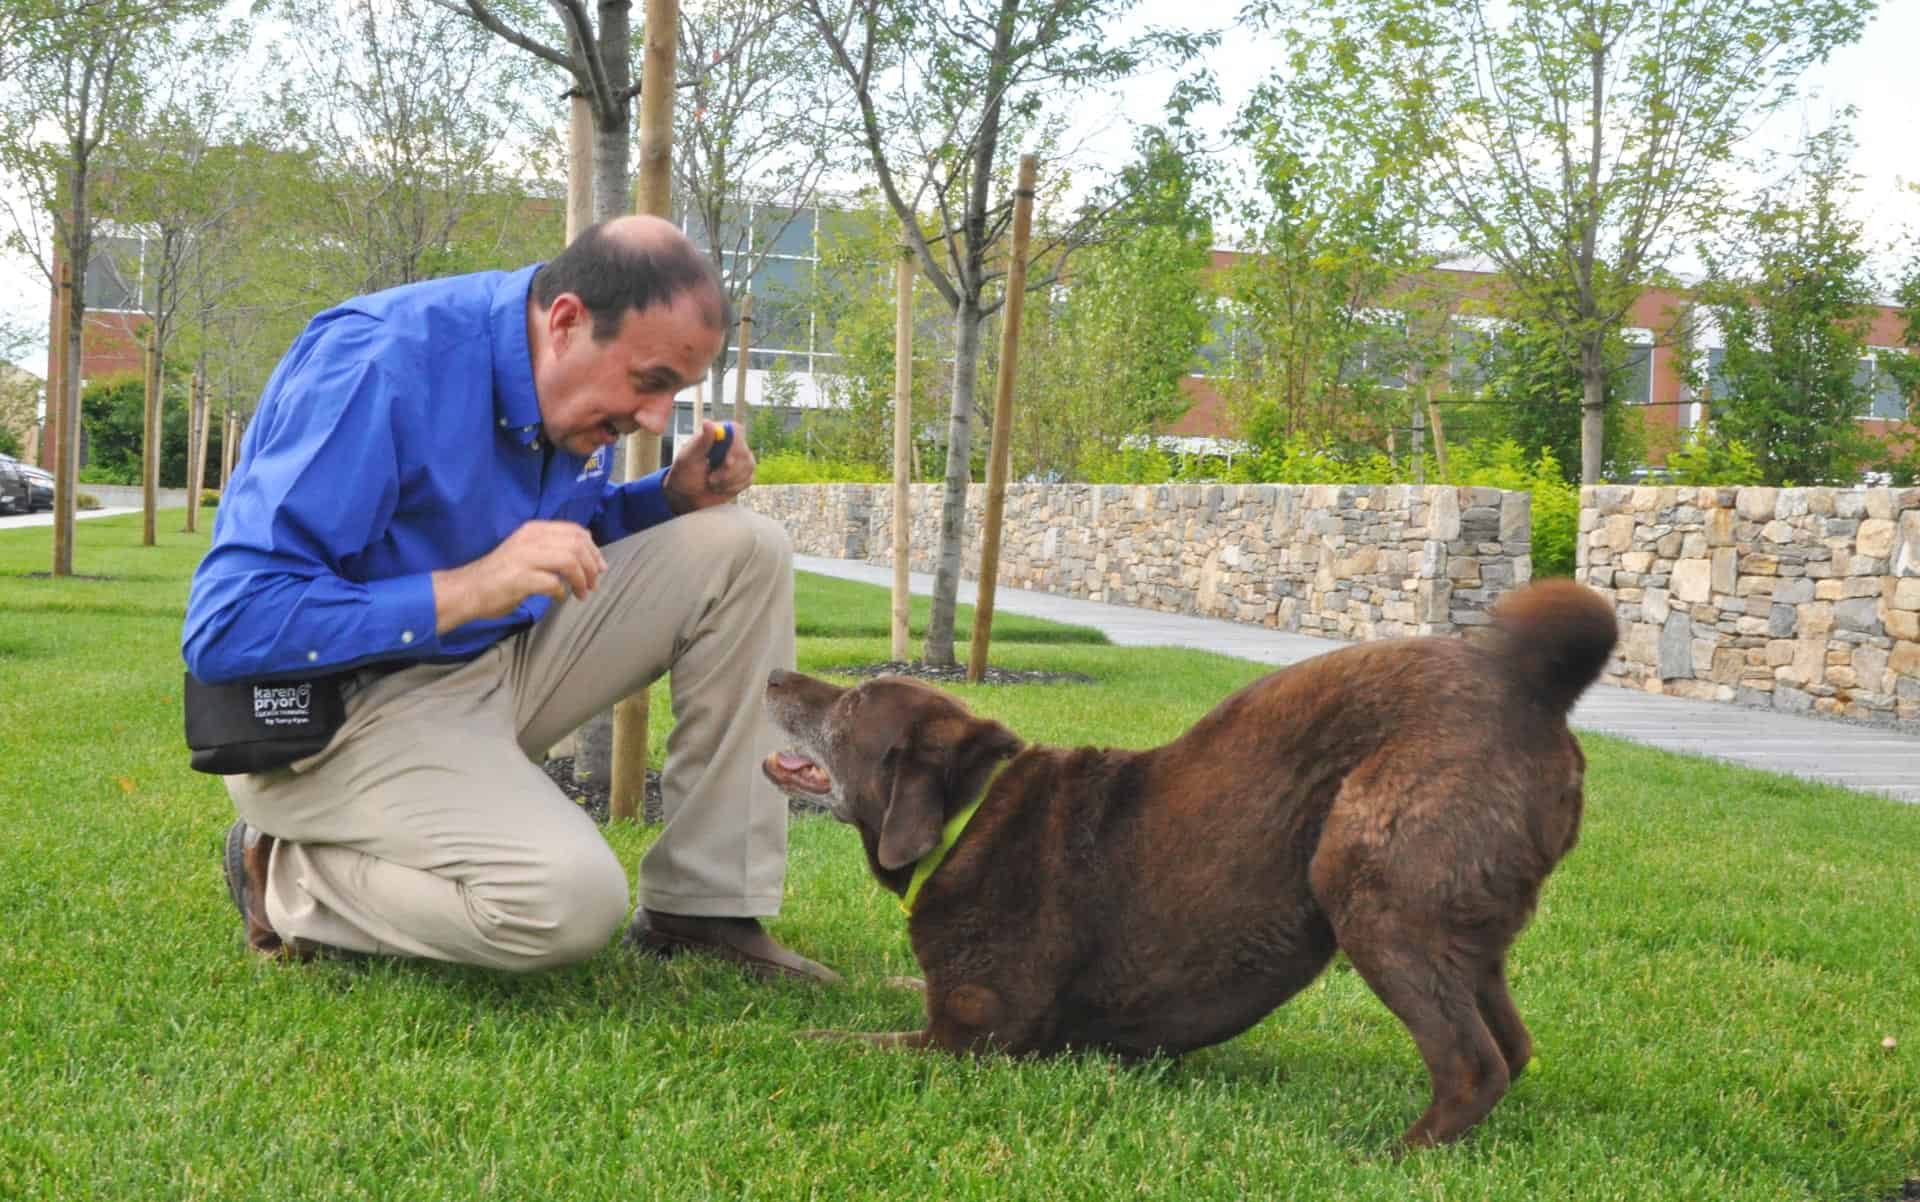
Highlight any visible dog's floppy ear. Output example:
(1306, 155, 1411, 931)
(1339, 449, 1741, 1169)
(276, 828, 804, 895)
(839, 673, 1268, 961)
(876, 716, 1022, 871)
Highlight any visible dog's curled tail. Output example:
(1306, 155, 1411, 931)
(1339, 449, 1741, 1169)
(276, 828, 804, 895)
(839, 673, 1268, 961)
(1488, 579, 1620, 715)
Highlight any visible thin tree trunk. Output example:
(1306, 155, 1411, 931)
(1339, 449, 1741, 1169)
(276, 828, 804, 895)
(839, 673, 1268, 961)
(924, 298, 982, 667)
(1580, 334, 1605, 484)
(575, 0, 641, 791)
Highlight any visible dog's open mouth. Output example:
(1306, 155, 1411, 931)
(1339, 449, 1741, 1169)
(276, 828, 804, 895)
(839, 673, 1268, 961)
(763, 750, 832, 795)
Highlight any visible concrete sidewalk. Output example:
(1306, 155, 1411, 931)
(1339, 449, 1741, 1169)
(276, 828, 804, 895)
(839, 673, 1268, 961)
(796, 555, 1920, 805)
(0, 506, 145, 530)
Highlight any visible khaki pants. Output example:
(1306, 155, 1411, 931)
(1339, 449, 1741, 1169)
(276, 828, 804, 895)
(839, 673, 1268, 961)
(226, 506, 797, 972)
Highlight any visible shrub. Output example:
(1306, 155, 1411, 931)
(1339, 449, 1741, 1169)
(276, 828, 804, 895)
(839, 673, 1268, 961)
(1650, 430, 1763, 486)
(200, 488, 220, 508)
(1442, 441, 1579, 578)
(753, 451, 889, 485)
(76, 492, 101, 510)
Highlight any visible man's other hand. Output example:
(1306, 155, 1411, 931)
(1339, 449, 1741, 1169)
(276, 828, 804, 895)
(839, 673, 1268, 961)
(431, 520, 608, 633)
(663, 420, 756, 515)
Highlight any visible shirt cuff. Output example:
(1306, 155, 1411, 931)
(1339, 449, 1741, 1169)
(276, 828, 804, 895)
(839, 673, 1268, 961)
(613, 467, 677, 536)
(358, 573, 441, 663)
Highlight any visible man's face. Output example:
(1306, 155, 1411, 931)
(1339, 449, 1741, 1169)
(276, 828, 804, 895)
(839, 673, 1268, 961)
(534, 292, 724, 456)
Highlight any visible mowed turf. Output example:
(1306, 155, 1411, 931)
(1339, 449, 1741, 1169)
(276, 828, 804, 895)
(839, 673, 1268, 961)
(0, 512, 1914, 1201)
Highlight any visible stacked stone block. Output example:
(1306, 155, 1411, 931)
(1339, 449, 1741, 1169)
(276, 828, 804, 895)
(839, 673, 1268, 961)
(1581, 485, 1920, 729)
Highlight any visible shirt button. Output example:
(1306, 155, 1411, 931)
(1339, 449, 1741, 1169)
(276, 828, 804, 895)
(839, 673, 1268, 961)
(400, 630, 414, 644)
(498, 418, 509, 427)
(307, 650, 319, 662)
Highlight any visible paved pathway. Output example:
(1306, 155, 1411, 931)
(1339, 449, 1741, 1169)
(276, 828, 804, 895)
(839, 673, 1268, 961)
(0, 506, 142, 530)
(797, 555, 1920, 805)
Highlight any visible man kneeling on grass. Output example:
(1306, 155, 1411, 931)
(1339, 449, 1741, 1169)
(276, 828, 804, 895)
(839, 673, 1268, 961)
(180, 215, 836, 984)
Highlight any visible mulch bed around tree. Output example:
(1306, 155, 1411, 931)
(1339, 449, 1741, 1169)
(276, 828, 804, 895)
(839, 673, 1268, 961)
(545, 663, 1086, 827)
(542, 756, 668, 826)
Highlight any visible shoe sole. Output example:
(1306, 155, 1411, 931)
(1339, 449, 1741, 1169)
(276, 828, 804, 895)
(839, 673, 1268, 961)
(222, 819, 249, 921)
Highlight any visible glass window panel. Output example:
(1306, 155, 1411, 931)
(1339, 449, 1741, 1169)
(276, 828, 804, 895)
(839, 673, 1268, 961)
(1706, 347, 1732, 402)
(1619, 343, 1653, 405)
(1341, 318, 1407, 389)
(749, 256, 811, 298)
(1195, 310, 1232, 376)
(83, 234, 143, 312)
(1450, 325, 1496, 395)
(1867, 356, 1907, 421)
(690, 201, 750, 257)
(753, 205, 816, 258)
(815, 207, 870, 251)
(752, 299, 810, 353)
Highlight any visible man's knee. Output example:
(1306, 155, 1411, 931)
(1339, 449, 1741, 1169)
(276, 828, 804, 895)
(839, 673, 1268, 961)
(475, 839, 629, 972)
(696, 505, 792, 583)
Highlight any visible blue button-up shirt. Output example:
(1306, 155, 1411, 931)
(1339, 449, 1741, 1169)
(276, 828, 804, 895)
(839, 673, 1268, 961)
(182, 265, 679, 684)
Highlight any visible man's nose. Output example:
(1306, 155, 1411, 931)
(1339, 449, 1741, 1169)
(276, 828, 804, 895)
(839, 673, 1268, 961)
(625, 393, 674, 436)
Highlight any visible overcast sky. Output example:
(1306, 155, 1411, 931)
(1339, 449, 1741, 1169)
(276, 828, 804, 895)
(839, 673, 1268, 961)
(5, 0, 1917, 380)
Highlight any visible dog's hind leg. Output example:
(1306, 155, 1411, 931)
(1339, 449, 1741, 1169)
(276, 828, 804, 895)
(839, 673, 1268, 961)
(1475, 957, 1532, 1080)
(1336, 926, 1512, 1149)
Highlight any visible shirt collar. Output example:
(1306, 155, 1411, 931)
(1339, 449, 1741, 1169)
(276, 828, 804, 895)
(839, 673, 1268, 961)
(491, 264, 545, 449)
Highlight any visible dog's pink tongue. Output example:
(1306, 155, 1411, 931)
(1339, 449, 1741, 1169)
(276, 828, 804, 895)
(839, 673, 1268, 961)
(776, 752, 815, 771)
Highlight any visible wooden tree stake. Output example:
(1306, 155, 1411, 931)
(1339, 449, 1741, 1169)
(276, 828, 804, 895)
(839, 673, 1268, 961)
(967, 154, 1038, 683)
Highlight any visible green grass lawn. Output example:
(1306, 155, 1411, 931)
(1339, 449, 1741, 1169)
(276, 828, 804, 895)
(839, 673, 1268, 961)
(1, 512, 1915, 1201)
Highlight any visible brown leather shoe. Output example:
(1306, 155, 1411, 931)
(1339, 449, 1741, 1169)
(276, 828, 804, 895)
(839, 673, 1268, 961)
(221, 821, 349, 964)
(222, 819, 284, 956)
(624, 909, 841, 984)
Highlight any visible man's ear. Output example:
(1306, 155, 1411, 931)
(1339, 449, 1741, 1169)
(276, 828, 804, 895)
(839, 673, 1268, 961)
(545, 292, 588, 353)
(875, 717, 1023, 871)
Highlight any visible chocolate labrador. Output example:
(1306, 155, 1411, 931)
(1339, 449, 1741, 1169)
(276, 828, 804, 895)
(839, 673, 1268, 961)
(763, 579, 1618, 1147)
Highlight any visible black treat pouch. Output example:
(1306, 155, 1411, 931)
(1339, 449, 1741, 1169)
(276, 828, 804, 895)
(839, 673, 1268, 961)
(183, 672, 347, 774)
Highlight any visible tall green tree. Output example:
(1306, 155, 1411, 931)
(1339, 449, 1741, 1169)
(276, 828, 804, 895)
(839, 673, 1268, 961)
(1212, 71, 1432, 460)
(804, 198, 951, 472)
(1688, 126, 1882, 485)
(274, 0, 553, 296)
(673, 0, 847, 418)
(803, 0, 1207, 665)
(1265, 0, 1875, 484)
(0, 0, 218, 572)
(1016, 128, 1212, 480)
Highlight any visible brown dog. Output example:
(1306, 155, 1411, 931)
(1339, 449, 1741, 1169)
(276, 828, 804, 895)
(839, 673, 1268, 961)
(763, 579, 1618, 1147)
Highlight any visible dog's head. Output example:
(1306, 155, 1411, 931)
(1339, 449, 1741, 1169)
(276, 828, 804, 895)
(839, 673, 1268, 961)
(762, 669, 1022, 875)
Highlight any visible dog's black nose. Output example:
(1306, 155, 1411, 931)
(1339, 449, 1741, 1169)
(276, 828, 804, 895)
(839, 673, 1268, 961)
(768, 669, 794, 690)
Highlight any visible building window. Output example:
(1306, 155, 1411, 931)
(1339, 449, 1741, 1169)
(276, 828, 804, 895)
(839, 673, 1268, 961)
(1855, 351, 1909, 422)
(1618, 330, 1654, 405)
(1449, 319, 1501, 396)
(1338, 314, 1407, 389)
(82, 233, 152, 313)
(1704, 347, 1732, 403)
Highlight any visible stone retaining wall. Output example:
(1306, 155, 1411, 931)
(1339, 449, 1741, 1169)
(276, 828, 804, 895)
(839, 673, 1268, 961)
(1580, 485, 1920, 729)
(745, 482, 1532, 640)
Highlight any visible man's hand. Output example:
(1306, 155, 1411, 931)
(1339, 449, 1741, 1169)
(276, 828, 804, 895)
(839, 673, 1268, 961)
(431, 520, 608, 634)
(663, 420, 757, 515)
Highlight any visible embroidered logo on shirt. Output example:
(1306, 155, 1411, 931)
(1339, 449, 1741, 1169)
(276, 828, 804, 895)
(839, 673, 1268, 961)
(577, 446, 611, 483)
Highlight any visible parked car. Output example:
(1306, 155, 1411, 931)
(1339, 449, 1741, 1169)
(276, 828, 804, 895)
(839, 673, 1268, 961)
(18, 464, 52, 511)
(0, 458, 30, 516)
(0, 455, 52, 512)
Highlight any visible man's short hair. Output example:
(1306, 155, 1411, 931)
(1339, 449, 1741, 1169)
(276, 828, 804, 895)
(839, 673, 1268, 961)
(530, 221, 731, 341)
